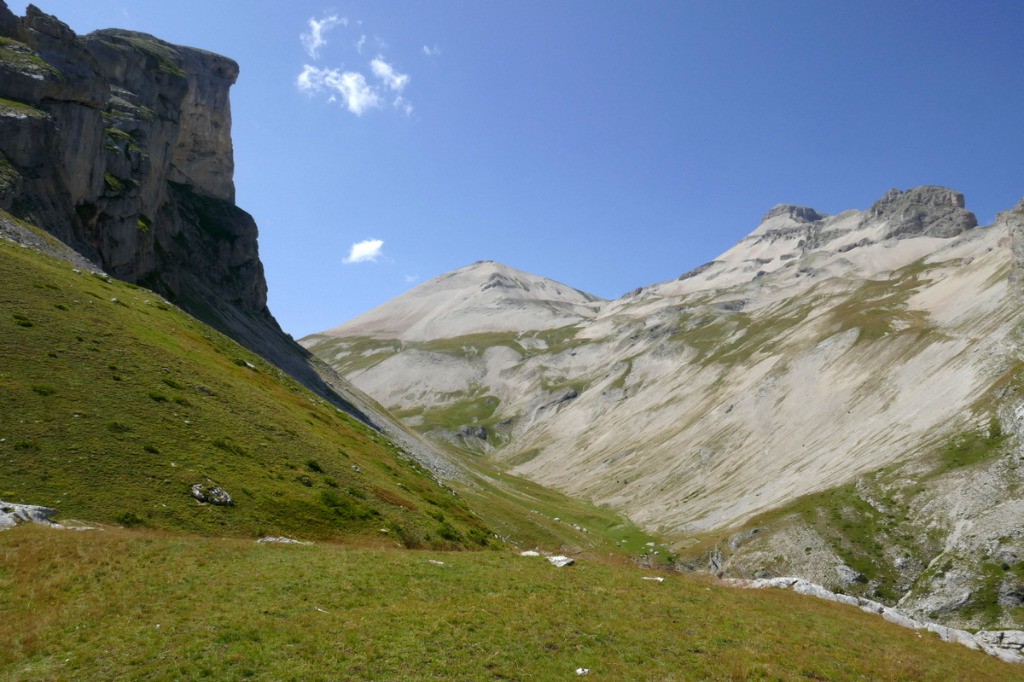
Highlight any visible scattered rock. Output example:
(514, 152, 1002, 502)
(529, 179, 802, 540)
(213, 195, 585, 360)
(575, 668, 590, 676)
(547, 555, 574, 568)
(456, 424, 487, 440)
(0, 500, 61, 529)
(256, 536, 310, 545)
(190, 483, 233, 506)
(642, 576, 665, 583)
(520, 550, 541, 557)
(427, 559, 445, 566)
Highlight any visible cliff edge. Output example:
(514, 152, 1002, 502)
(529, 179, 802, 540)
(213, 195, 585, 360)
(0, 3, 459, 478)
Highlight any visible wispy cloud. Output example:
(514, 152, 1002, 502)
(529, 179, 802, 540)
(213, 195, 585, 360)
(301, 15, 347, 59)
(422, 45, 441, 57)
(370, 57, 409, 92)
(297, 66, 380, 115)
(295, 17, 417, 117)
(343, 239, 385, 264)
(393, 95, 413, 117)
(404, 274, 420, 283)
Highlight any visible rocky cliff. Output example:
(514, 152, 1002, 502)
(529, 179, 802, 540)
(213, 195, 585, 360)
(0, 3, 260, 315)
(0, 3, 459, 478)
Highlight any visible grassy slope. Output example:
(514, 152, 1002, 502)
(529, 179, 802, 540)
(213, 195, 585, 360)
(2, 525, 1020, 682)
(0, 234, 490, 548)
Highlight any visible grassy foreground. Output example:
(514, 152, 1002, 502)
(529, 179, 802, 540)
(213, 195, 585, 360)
(2, 526, 1020, 681)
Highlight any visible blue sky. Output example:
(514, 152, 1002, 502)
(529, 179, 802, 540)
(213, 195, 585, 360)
(11, 1, 1024, 337)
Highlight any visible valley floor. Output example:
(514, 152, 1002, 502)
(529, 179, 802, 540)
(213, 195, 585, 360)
(1, 526, 1020, 681)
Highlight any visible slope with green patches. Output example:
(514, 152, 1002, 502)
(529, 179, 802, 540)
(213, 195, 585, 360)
(0, 234, 491, 547)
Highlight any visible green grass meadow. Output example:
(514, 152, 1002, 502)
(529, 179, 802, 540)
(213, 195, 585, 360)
(2, 525, 1020, 681)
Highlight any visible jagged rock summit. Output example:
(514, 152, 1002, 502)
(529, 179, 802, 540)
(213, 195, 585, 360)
(644, 185, 980, 302)
(322, 260, 604, 342)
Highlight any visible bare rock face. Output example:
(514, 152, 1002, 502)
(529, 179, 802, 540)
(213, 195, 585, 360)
(0, 2, 266, 320)
(868, 186, 978, 239)
(760, 204, 826, 224)
(1002, 198, 1024, 282)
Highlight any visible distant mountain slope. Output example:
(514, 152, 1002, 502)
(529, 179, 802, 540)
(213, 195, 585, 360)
(318, 260, 603, 343)
(307, 187, 1024, 629)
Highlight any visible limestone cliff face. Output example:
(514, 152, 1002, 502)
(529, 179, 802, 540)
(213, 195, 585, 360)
(0, 2, 265, 319)
(0, 3, 461, 480)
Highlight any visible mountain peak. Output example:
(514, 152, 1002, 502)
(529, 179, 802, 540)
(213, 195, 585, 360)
(760, 204, 827, 225)
(315, 261, 602, 342)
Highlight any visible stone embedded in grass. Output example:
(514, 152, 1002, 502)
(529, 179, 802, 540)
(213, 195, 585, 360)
(256, 536, 310, 545)
(520, 550, 541, 557)
(0, 500, 61, 528)
(190, 482, 233, 506)
(547, 555, 574, 567)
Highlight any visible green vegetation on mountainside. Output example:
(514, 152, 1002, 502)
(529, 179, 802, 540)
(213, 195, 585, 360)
(306, 326, 591, 450)
(2, 525, 1018, 682)
(675, 416, 1022, 626)
(0, 236, 490, 547)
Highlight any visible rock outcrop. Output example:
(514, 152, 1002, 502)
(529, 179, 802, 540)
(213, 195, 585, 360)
(726, 577, 1024, 664)
(0, 3, 264, 318)
(0, 500, 60, 528)
(868, 186, 978, 239)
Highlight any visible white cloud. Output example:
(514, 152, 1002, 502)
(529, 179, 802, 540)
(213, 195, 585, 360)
(393, 95, 413, 116)
(422, 45, 441, 57)
(295, 64, 321, 92)
(295, 22, 418, 117)
(296, 65, 381, 115)
(404, 274, 419, 283)
(301, 15, 347, 59)
(334, 71, 380, 115)
(371, 57, 409, 92)
(343, 239, 385, 264)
